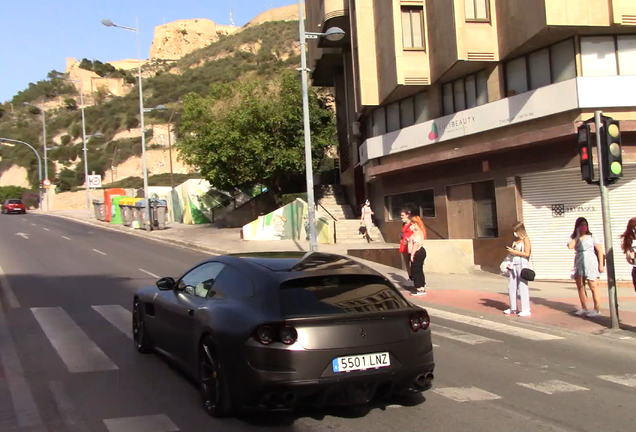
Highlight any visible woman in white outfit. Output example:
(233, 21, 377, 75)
(360, 200, 375, 241)
(505, 222, 532, 317)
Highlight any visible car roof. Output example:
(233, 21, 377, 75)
(222, 252, 380, 278)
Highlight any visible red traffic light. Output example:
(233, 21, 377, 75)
(581, 147, 589, 161)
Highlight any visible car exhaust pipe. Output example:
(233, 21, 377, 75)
(283, 391, 297, 406)
(425, 372, 434, 383)
(414, 373, 434, 389)
(264, 392, 279, 406)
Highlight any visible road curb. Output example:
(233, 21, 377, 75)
(36, 212, 230, 256)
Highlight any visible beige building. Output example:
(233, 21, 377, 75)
(307, 0, 636, 279)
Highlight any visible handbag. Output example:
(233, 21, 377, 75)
(520, 268, 536, 281)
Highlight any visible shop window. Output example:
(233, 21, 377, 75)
(505, 38, 576, 95)
(472, 180, 498, 238)
(401, 7, 425, 49)
(581, 36, 618, 77)
(465, 0, 489, 21)
(442, 70, 489, 115)
(385, 189, 435, 221)
(550, 39, 576, 83)
(400, 97, 415, 128)
(414, 92, 429, 124)
(387, 102, 401, 133)
(617, 35, 636, 76)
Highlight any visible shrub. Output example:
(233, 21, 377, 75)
(60, 134, 72, 146)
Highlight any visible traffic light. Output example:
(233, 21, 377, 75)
(578, 123, 594, 184)
(601, 116, 623, 184)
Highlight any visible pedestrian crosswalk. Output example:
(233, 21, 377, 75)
(16, 301, 635, 429)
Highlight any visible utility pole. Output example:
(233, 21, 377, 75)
(594, 111, 620, 329)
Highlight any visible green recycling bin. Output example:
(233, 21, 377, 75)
(110, 196, 125, 225)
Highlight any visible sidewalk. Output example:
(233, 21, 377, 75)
(39, 209, 636, 338)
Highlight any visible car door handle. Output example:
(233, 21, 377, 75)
(188, 309, 194, 316)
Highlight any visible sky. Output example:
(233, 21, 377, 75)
(0, 0, 296, 103)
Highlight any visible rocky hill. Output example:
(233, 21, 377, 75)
(0, 13, 304, 195)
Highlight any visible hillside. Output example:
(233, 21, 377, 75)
(0, 20, 302, 192)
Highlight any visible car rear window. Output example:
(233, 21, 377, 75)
(7, 200, 22, 204)
(279, 275, 409, 317)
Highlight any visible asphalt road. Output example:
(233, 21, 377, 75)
(1, 213, 635, 432)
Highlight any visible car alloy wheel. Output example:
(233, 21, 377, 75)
(200, 338, 232, 417)
(132, 299, 152, 354)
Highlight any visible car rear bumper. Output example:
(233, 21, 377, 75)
(231, 340, 435, 412)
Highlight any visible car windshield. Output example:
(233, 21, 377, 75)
(7, 200, 22, 204)
(279, 274, 409, 318)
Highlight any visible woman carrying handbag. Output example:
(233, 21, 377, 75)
(504, 222, 533, 317)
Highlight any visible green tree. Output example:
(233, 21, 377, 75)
(60, 134, 72, 146)
(177, 72, 335, 195)
(0, 103, 5, 119)
(64, 98, 78, 111)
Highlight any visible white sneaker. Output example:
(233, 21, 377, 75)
(518, 311, 531, 317)
(586, 310, 601, 317)
(574, 309, 588, 316)
(503, 309, 515, 315)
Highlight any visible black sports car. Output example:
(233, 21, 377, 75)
(133, 252, 435, 417)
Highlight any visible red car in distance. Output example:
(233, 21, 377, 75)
(2, 199, 27, 214)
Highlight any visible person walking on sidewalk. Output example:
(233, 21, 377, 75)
(620, 217, 636, 292)
(567, 217, 604, 317)
(409, 216, 428, 296)
(504, 222, 532, 317)
(360, 200, 375, 242)
(399, 208, 414, 283)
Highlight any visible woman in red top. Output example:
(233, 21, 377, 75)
(399, 208, 414, 281)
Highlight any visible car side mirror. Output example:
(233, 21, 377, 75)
(156, 277, 176, 291)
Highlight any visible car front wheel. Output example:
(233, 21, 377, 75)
(200, 337, 232, 418)
(132, 298, 153, 354)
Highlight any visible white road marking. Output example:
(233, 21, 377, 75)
(93, 249, 107, 256)
(103, 414, 179, 432)
(92, 305, 132, 339)
(433, 387, 501, 402)
(423, 307, 565, 341)
(43, 228, 50, 231)
(22, 218, 27, 221)
(433, 324, 502, 345)
(15, 232, 29, 239)
(517, 380, 589, 395)
(433, 344, 440, 347)
(0, 263, 20, 308)
(30, 223, 36, 226)
(31, 307, 118, 373)
(0, 298, 44, 429)
(62, 236, 72, 241)
(49, 381, 89, 432)
(139, 268, 160, 279)
(597, 374, 636, 388)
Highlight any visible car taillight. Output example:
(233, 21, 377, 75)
(409, 310, 430, 332)
(279, 325, 298, 345)
(254, 323, 298, 345)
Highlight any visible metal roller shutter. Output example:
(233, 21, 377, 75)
(521, 165, 636, 280)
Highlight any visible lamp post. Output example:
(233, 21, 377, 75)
(297, 1, 345, 251)
(0, 138, 43, 209)
(102, 17, 151, 231)
(24, 102, 49, 211)
(145, 103, 177, 189)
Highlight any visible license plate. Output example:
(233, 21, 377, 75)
(332, 352, 390, 373)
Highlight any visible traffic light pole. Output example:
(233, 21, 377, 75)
(594, 110, 620, 329)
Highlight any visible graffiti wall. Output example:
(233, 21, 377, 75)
(165, 179, 217, 225)
(242, 198, 334, 244)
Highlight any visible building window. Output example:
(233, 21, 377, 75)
(367, 91, 428, 138)
(581, 35, 636, 77)
(401, 7, 425, 49)
(505, 38, 576, 96)
(372, 107, 386, 136)
(442, 70, 488, 115)
(385, 189, 436, 221)
(465, 0, 489, 21)
(414, 92, 429, 124)
(472, 180, 498, 238)
(386, 102, 401, 133)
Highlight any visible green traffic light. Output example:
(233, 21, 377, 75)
(610, 161, 622, 175)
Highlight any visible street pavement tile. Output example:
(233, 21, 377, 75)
(597, 374, 636, 388)
(517, 380, 589, 395)
(432, 387, 502, 402)
(103, 414, 179, 432)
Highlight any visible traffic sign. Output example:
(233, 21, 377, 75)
(43, 179, 51, 189)
(88, 175, 102, 188)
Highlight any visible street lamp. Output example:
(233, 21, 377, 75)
(0, 138, 43, 209)
(297, 0, 346, 251)
(145, 103, 177, 189)
(102, 17, 152, 231)
(24, 102, 49, 211)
